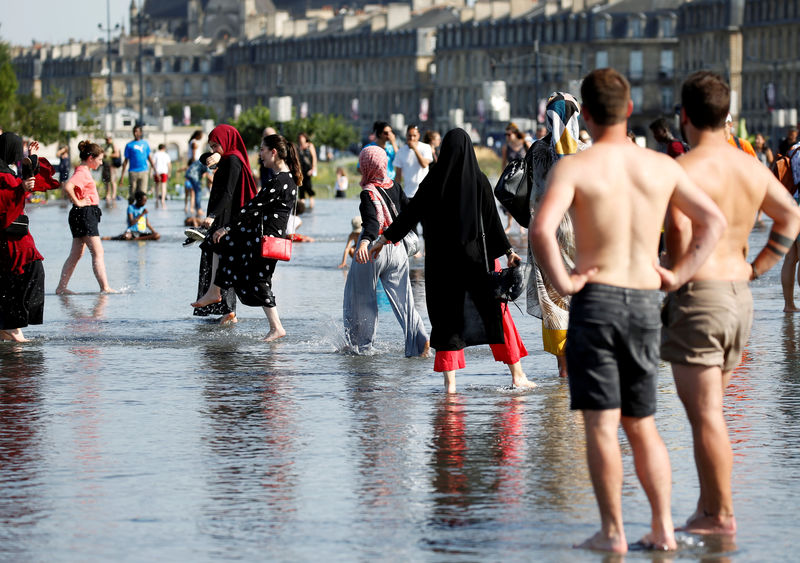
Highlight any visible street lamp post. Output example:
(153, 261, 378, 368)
(98, 0, 120, 119)
(133, 2, 149, 125)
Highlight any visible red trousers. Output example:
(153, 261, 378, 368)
(433, 302, 527, 372)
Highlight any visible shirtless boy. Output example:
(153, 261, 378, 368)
(530, 68, 726, 554)
(661, 71, 800, 536)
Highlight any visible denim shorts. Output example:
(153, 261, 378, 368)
(566, 283, 662, 418)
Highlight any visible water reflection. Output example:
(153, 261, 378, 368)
(199, 344, 300, 545)
(429, 395, 468, 529)
(0, 345, 47, 547)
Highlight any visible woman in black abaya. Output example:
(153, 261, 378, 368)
(370, 128, 534, 393)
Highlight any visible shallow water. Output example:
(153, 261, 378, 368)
(1, 198, 799, 561)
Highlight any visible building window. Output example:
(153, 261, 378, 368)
(125, 81, 133, 96)
(201, 79, 209, 97)
(595, 50, 608, 69)
(164, 81, 172, 96)
(182, 58, 192, 73)
(661, 87, 674, 111)
(630, 16, 643, 38)
(594, 17, 607, 39)
(631, 86, 644, 112)
(660, 50, 674, 78)
(629, 50, 643, 80)
(145, 79, 152, 96)
(183, 79, 191, 96)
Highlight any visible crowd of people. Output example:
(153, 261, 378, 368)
(3, 65, 800, 556)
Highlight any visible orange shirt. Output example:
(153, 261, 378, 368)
(728, 135, 757, 158)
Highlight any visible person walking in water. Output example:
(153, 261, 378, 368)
(55, 140, 117, 295)
(530, 68, 726, 554)
(192, 134, 299, 342)
(370, 129, 535, 391)
(192, 124, 259, 325)
(661, 71, 800, 536)
(342, 145, 429, 357)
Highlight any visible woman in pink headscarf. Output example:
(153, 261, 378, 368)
(342, 145, 429, 357)
(192, 124, 258, 324)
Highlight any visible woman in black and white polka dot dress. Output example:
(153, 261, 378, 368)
(192, 134, 302, 341)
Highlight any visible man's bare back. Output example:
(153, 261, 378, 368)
(669, 135, 800, 282)
(540, 139, 723, 292)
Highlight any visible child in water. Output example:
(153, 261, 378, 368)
(104, 191, 160, 240)
(337, 216, 362, 268)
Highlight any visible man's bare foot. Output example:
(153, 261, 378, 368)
(677, 512, 737, 535)
(263, 328, 286, 342)
(192, 293, 222, 308)
(574, 530, 627, 554)
(631, 532, 677, 552)
(218, 312, 237, 325)
(512, 373, 538, 389)
(557, 355, 568, 378)
(419, 341, 431, 358)
(101, 287, 118, 294)
(784, 305, 800, 313)
(0, 328, 28, 342)
(55, 287, 76, 295)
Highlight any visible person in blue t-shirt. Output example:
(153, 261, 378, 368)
(104, 191, 160, 241)
(365, 121, 398, 181)
(119, 125, 155, 201)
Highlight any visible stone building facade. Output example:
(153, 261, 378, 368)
(10, 0, 800, 147)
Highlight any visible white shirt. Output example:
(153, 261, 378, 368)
(394, 142, 432, 197)
(153, 151, 171, 175)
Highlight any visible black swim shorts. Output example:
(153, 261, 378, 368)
(68, 205, 102, 238)
(565, 283, 662, 418)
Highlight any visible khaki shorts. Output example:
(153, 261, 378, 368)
(660, 280, 753, 372)
(129, 170, 149, 195)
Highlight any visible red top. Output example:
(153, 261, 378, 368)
(0, 159, 60, 274)
(208, 124, 258, 208)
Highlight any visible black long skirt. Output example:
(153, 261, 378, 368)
(0, 260, 44, 330)
(193, 244, 237, 317)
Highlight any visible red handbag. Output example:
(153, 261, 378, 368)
(260, 195, 296, 261)
(261, 235, 292, 261)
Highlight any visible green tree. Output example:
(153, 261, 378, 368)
(12, 92, 63, 144)
(165, 102, 218, 127)
(229, 105, 274, 149)
(0, 42, 18, 128)
(308, 113, 358, 150)
(77, 91, 104, 139)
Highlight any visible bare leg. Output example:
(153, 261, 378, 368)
(192, 253, 222, 307)
(557, 354, 568, 378)
(262, 306, 286, 342)
(84, 236, 116, 293)
(160, 182, 167, 207)
(443, 370, 456, 394)
(508, 360, 537, 389)
(0, 328, 28, 342)
(673, 363, 737, 535)
(621, 415, 677, 550)
(575, 409, 628, 554)
(55, 238, 86, 295)
(781, 241, 800, 312)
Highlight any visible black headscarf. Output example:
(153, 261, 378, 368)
(0, 133, 23, 176)
(416, 128, 482, 246)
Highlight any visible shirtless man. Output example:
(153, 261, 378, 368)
(661, 71, 800, 536)
(530, 68, 726, 554)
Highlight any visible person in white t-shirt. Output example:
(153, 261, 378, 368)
(394, 124, 432, 198)
(152, 143, 172, 208)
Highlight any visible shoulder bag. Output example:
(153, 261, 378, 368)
(0, 214, 30, 239)
(260, 193, 297, 261)
(374, 185, 421, 256)
(494, 153, 532, 227)
(479, 211, 524, 302)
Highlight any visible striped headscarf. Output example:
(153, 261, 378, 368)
(545, 92, 581, 159)
(359, 145, 394, 232)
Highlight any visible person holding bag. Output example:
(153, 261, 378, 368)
(370, 129, 535, 392)
(192, 134, 298, 342)
(0, 133, 60, 341)
(342, 145, 430, 357)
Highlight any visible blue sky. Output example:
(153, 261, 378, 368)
(1, 0, 133, 47)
